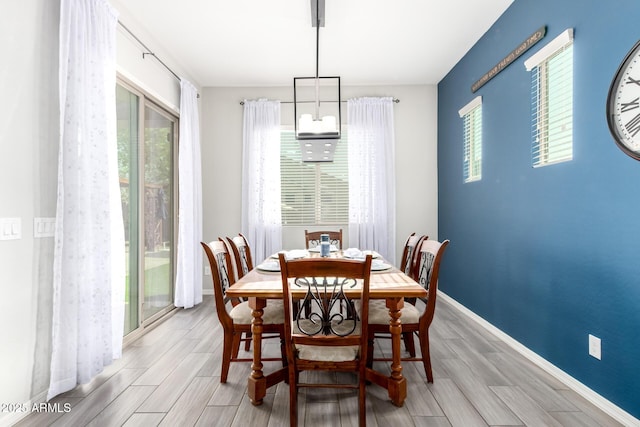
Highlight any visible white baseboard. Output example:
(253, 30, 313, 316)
(438, 291, 639, 427)
(203, 288, 213, 296)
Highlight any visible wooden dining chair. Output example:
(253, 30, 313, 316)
(226, 233, 254, 280)
(304, 229, 343, 249)
(365, 239, 449, 382)
(201, 240, 285, 383)
(397, 233, 427, 355)
(224, 233, 257, 351)
(399, 233, 427, 280)
(278, 253, 374, 427)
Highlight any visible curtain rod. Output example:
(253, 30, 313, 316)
(118, 21, 200, 98)
(239, 98, 399, 105)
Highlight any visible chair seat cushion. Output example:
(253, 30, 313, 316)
(294, 320, 360, 362)
(229, 299, 285, 324)
(354, 299, 420, 325)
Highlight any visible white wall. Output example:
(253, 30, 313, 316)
(200, 84, 438, 289)
(0, 2, 59, 424)
(0, 2, 200, 425)
(111, 0, 200, 110)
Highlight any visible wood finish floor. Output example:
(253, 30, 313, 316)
(16, 295, 623, 427)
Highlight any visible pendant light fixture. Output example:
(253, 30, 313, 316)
(294, 0, 341, 144)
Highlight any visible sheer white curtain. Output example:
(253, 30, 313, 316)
(347, 97, 397, 264)
(175, 79, 203, 308)
(48, 0, 124, 400)
(241, 99, 282, 264)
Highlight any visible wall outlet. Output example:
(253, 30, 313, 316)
(204, 265, 211, 275)
(589, 334, 601, 360)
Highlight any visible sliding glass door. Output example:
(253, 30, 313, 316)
(116, 81, 177, 336)
(117, 84, 140, 335)
(142, 104, 175, 320)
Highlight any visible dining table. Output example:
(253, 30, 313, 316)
(224, 248, 427, 407)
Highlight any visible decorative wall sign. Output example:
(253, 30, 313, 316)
(471, 26, 546, 93)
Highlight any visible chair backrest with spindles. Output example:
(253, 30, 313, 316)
(304, 229, 343, 249)
(415, 239, 450, 327)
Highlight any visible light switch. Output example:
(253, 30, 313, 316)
(34, 217, 56, 238)
(0, 218, 21, 240)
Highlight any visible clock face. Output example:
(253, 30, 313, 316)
(607, 40, 640, 160)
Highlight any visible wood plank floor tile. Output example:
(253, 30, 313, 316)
(158, 377, 217, 427)
(484, 351, 579, 412)
(121, 413, 166, 427)
(194, 352, 219, 377)
(489, 340, 571, 391)
(181, 316, 214, 342)
(191, 325, 220, 354)
(194, 406, 238, 427)
(430, 378, 489, 427)
(551, 410, 608, 427)
(441, 358, 521, 425)
(337, 389, 380, 427)
(207, 362, 252, 406)
(556, 389, 626, 427)
(132, 339, 199, 386)
(136, 353, 210, 412)
(443, 338, 512, 386)
(85, 385, 155, 427)
(267, 382, 298, 427)
(304, 401, 341, 426)
(50, 368, 146, 427)
(16, 295, 627, 427)
(490, 385, 563, 426)
(231, 394, 275, 427)
(402, 363, 445, 417)
(412, 416, 453, 427)
(60, 356, 136, 398)
(124, 328, 190, 369)
(130, 321, 180, 347)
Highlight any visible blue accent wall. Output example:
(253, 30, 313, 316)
(438, 0, 640, 418)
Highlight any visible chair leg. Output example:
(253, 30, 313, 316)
(289, 367, 298, 427)
(280, 334, 288, 368)
(366, 331, 375, 370)
(358, 370, 366, 427)
(221, 332, 233, 383)
(402, 331, 416, 357)
(419, 329, 433, 383)
(244, 332, 252, 351)
(231, 333, 242, 359)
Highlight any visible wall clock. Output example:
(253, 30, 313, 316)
(607, 40, 640, 161)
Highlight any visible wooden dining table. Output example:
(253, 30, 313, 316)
(225, 250, 427, 407)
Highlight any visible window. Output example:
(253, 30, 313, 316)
(280, 129, 348, 225)
(116, 80, 178, 336)
(525, 29, 574, 167)
(459, 96, 483, 183)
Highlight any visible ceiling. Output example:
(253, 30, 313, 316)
(115, 0, 513, 88)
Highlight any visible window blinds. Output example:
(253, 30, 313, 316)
(280, 130, 349, 225)
(459, 97, 482, 183)
(528, 30, 574, 167)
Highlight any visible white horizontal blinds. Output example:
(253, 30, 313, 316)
(459, 96, 482, 183)
(318, 132, 348, 223)
(281, 130, 315, 224)
(527, 29, 574, 167)
(280, 130, 348, 225)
